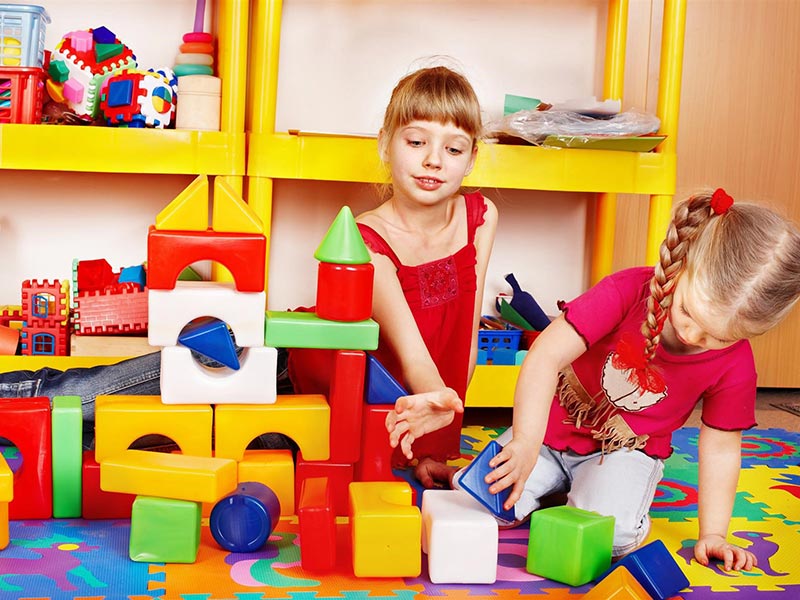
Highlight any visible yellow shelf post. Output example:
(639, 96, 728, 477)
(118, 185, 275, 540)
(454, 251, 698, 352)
(647, 0, 687, 265)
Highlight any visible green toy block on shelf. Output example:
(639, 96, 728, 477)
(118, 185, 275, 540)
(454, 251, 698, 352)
(314, 206, 371, 264)
(51, 396, 83, 518)
(265, 310, 379, 350)
(130, 496, 201, 563)
(526, 505, 615, 587)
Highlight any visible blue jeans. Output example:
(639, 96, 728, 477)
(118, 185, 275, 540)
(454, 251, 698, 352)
(0, 352, 162, 449)
(0, 349, 295, 451)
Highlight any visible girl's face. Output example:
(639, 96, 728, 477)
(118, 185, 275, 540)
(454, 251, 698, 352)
(384, 120, 477, 205)
(665, 277, 739, 353)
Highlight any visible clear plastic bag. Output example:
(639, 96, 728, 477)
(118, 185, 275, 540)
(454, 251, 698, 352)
(486, 108, 660, 145)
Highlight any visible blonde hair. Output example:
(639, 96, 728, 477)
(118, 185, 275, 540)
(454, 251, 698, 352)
(642, 191, 800, 359)
(378, 65, 483, 159)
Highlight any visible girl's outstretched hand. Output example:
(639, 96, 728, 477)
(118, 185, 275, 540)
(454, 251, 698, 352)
(694, 534, 758, 571)
(484, 437, 537, 511)
(385, 388, 463, 460)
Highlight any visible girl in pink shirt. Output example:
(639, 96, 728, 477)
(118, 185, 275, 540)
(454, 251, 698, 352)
(453, 190, 800, 570)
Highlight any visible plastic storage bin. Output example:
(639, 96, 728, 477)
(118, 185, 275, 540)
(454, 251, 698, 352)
(478, 319, 523, 364)
(0, 3, 50, 68)
(0, 66, 43, 123)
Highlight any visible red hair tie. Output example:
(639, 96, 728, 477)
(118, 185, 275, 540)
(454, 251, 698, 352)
(711, 188, 734, 215)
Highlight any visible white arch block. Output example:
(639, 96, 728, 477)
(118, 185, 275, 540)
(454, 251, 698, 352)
(421, 489, 498, 584)
(160, 346, 277, 405)
(148, 281, 266, 347)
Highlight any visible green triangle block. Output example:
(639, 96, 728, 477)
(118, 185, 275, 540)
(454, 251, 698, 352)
(95, 43, 124, 63)
(314, 206, 371, 264)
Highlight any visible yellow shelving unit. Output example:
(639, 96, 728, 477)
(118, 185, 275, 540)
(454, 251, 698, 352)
(0, 0, 249, 176)
(0, 1, 249, 371)
(246, 0, 687, 407)
(247, 0, 687, 288)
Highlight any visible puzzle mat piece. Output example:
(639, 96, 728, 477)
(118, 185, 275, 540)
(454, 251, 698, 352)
(649, 516, 800, 593)
(652, 468, 781, 523)
(738, 465, 800, 526)
(671, 428, 800, 469)
(3, 519, 158, 599)
(161, 517, 588, 599)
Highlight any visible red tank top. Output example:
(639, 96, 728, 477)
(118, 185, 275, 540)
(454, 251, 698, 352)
(357, 192, 487, 464)
(287, 192, 488, 466)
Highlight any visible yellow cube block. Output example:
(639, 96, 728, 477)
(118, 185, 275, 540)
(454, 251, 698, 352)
(349, 481, 421, 577)
(238, 449, 295, 516)
(0, 502, 8, 550)
(0, 453, 12, 502)
(215, 395, 330, 461)
(95, 395, 213, 463)
(100, 450, 237, 503)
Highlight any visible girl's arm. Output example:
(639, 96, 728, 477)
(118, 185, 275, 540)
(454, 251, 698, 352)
(467, 197, 499, 383)
(695, 425, 757, 571)
(485, 314, 587, 509)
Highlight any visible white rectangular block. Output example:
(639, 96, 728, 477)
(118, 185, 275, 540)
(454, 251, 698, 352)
(421, 489, 498, 584)
(148, 281, 266, 347)
(160, 345, 277, 404)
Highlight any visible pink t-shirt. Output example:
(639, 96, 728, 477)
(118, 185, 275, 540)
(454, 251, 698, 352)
(544, 266, 757, 459)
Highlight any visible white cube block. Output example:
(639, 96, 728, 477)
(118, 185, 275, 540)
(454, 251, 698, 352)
(421, 489, 498, 584)
(160, 345, 277, 404)
(148, 281, 266, 347)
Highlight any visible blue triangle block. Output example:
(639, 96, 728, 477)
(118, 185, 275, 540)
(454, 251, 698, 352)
(364, 354, 407, 405)
(598, 539, 689, 598)
(458, 440, 516, 523)
(178, 317, 240, 370)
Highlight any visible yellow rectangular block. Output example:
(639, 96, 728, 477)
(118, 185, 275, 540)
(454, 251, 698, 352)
(349, 481, 421, 577)
(215, 395, 330, 461)
(239, 450, 295, 516)
(100, 450, 237, 504)
(95, 395, 213, 463)
(0, 453, 12, 502)
(465, 365, 519, 408)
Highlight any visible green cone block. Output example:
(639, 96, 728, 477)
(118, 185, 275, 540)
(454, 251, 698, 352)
(314, 206, 371, 264)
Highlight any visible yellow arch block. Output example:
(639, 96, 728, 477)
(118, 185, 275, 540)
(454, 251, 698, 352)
(349, 481, 421, 577)
(214, 395, 330, 461)
(94, 395, 213, 463)
(100, 449, 237, 503)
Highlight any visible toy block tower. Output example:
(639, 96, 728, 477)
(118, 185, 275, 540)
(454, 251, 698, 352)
(147, 175, 276, 404)
(19, 279, 70, 356)
(314, 206, 374, 322)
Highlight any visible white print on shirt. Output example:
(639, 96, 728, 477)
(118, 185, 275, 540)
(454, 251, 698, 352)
(600, 353, 667, 412)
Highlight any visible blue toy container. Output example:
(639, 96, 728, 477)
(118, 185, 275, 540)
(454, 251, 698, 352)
(0, 4, 50, 68)
(478, 316, 523, 364)
(209, 481, 281, 553)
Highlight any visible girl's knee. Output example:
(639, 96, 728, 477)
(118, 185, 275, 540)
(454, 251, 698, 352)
(612, 514, 651, 557)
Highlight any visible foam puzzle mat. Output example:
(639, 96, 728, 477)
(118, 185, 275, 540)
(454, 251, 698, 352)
(2, 425, 800, 599)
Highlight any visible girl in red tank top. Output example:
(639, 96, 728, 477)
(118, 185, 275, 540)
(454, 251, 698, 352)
(289, 65, 498, 488)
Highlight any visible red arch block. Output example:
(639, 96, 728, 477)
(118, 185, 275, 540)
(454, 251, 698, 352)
(147, 226, 266, 292)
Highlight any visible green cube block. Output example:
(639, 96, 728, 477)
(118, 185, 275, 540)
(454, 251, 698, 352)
(51, 396, 83, 518)
(526, 505, 615, 586)
(265, 310, 379, 350)
(130, 496, 201, 563)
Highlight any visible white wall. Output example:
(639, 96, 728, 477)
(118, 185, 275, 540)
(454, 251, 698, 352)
(269, 0, 604, 314)
(1, 0, 607, 315)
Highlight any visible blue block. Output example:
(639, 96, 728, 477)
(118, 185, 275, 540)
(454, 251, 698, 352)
(210, 482, 281, 552)
(92, 26, 117, 44)
(365, 353, 407, 405)
(178, 316, 240, 370)
(457, 440, 515, 523)
(107, 78, 133, 107)
(601, 539, 690, 599)
(119, 264, 146, 289)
